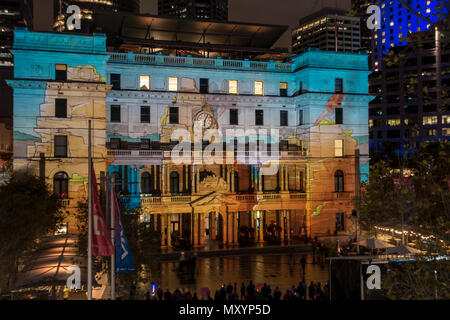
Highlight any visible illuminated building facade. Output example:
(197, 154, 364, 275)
(292, 8, 362, 54)
(158, 0, 228, 20)
(9, 28, 371, 248)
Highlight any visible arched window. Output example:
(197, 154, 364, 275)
(141, 172, 151, 194)
(170, 172, 179, 194)
(334, 170, 344, 193)
(54, 172, 69, 199)
(111, 172, 121, 194)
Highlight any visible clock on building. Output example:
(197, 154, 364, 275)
(194, 111, 217, 130)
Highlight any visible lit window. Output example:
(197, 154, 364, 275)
(443, 128, 450, 136)
(390, 21, 394, 26)
(387, 119, 401, 126)
(369, 119, 374, 128)
(254, 81, 263, 95)
(382, 38, 386, 43)
(168, 77, 178, 91)
(140, 75, 150, 91)
(423, 116, 438, 125)
(442, 115, 450, 124)
(334, 140, 343, 157)
(229, 80, 238, 94)
(426, 8, 431, 13)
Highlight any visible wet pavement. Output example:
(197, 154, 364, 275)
(140, 252, 329, 296)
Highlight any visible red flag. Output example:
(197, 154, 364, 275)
(91, 164, 114, 256)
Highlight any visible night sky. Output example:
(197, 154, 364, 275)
(35, 0, 351, 49)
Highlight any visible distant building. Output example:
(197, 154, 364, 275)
(0, 0, 33, 66)
(53, 0, 140, 32)
(292, 8, 361, 54)
(371, 0, 447, 72)
(88, 11, 288, 60)
(350, 0, 372, 54)
(369, 30, 450, 160)
(158, 0, 228, 21)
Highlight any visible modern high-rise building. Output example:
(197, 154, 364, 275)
(292, 8, 362, 54)
(0, 0, 33, 66)
(371, 0, 447, 72)
(53, 0, 140, 32)
(158, 0, 228, 20)
(369, 30, 450, 160)
(368, 0, 449, 160)
(8, 28, 371, 244)
(350, 0, 372, 54)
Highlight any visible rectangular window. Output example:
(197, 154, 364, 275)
(169, 107, 179, 124)
(335, 108, 343, 124)
(299, 109, 304, 125)
(335, 78, 343, 93)
(443, 128, 450, 136)
(55, 99, 67, 118)
(280, 110, 288, 126)
(140, 75, 150, 90)
(55, 64, 67, 81)
(110, 74, 121, 90)
(54, 136, 67, 158)
(111, 105, 121, 123)
(280, 82, 288, 96)
(442, 115, 450, 124)
(140, 139, 150, 150)
(141, 106, 150, 123)
(110, 138, 121, 149)
(423, 116, 438, 125)
(334, 139, 343, 157)
(255, 110, 264, 126)
(229, 80, 238, 94)
(230, 109, 238, 125)
(169, 77, 178, 91)
(387, 118, 401, 126)
(200, 78, 209, 93)
(254, 81, 264, 95)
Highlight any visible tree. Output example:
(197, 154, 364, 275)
(0, 171, 64, 292)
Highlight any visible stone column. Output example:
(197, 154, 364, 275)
(221, 212, 227, 245)
(279, 211, 284, 242)
(167, 214, 172, 247)
(233, 212, 238, 244)
(196, 166, 200, 193)
(258, 168, 262, 192)
(161, 214, 167, 248)
(199, 212, 205, 247)
(192, 211, 199, 247)
(258, 212, 264, 243)
(286, 210, 291, 241)
(210, 212, 216, 240)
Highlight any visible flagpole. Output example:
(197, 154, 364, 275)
(88, 120, 92, 300)
(111, 175, 115, 300)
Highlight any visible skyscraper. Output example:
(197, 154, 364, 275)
(53, 0, 140, 32)
(158, 0, 228, 21)
(0, 0, 33, 66)
(291, 8, 362, 54)
(368, 1, 450, 161)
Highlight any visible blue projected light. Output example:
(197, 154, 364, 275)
(375, 0, 447, 55)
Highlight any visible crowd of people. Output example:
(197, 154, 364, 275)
(145, 280, 329, 301)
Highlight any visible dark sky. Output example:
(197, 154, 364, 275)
(35, 0, 351, 49)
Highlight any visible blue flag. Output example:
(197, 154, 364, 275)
(113, 191, 135, 273)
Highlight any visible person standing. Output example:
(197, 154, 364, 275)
(308, 281, 315, 301)
(240, 282, 245, 300)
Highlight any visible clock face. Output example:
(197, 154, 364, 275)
(195, 112, 215, 129)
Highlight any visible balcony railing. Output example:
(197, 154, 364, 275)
(108, 52, 292, 73)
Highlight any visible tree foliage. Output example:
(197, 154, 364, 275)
(0, 171, 64, 291)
